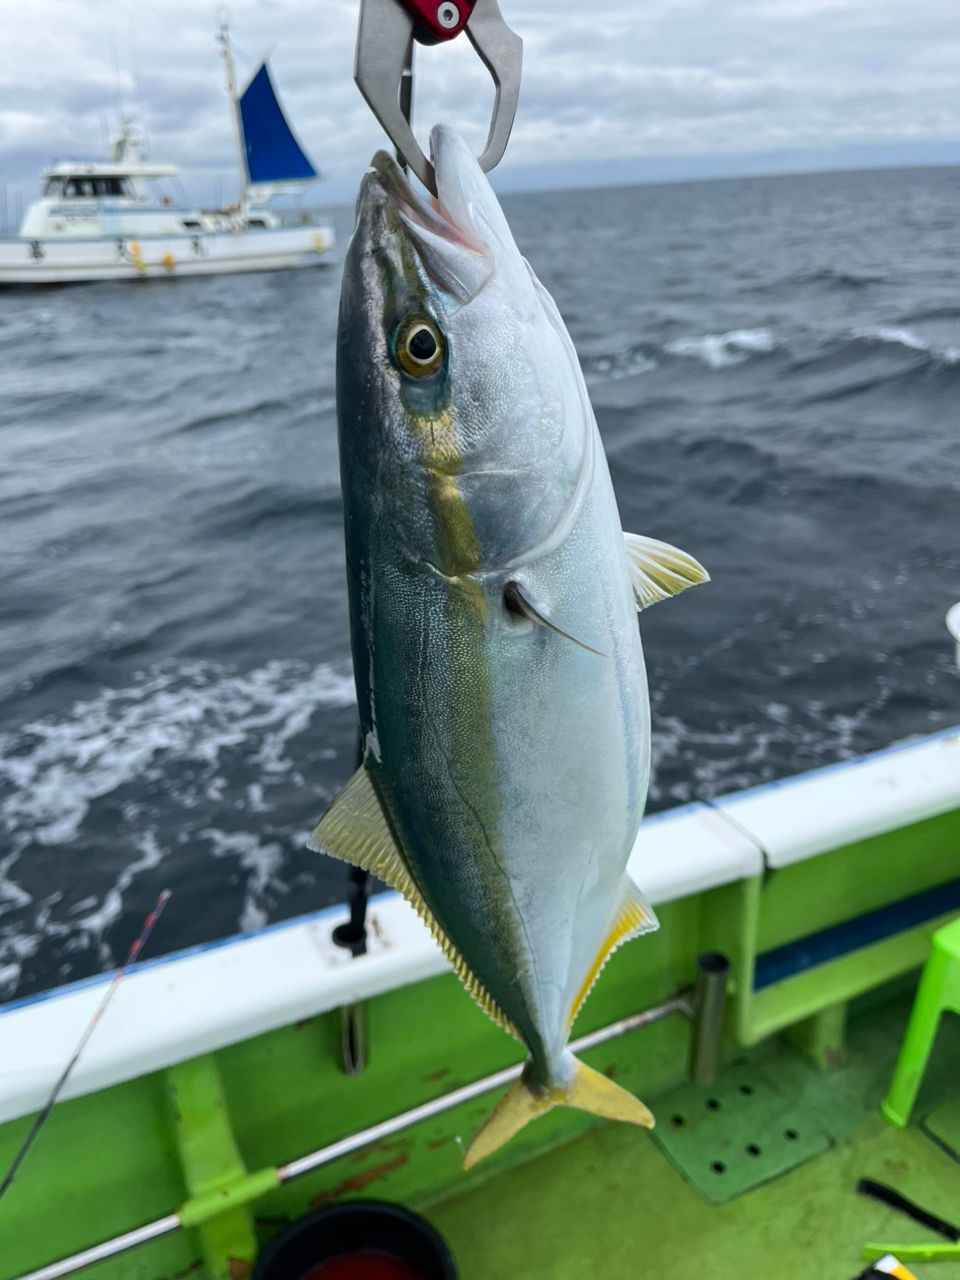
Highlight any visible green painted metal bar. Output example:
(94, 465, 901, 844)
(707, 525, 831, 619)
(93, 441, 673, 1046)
(747, 914, 956, 1044)
(9, 993, 692, 1280)
(785, 1001, 848, 1070)
(167, 1057, 277, 1278)
(863, 1243, 960, 1263)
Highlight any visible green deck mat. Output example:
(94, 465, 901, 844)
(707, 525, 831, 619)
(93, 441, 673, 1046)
(651, 1063, 831, 1202)
(925, 1101, 960, 1163)
(428, 992, 960, 1280)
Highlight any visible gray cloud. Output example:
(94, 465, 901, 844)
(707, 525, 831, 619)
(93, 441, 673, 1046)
(0, 0, 958, 211)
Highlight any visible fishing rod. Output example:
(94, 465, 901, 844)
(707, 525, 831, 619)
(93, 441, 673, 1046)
(0, 889, 172, 1206)
(331, 14, 418, 988)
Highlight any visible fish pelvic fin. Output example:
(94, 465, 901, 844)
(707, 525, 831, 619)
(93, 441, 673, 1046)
(308, 766, 520, 1041)
(623, 532, 709, 610)
(567, 877, 659, 1031)
(463, 1058, 654, 1171)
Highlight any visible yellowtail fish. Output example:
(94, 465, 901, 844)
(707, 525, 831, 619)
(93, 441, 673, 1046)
(311, 126, 708, 1168)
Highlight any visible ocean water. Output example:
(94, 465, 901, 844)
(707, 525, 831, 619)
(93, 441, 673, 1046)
(1, 165, 958, 1001)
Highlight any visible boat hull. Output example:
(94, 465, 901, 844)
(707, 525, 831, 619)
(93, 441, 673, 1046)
(0, 730, 959, 1280)
(0, 223, 334, 285)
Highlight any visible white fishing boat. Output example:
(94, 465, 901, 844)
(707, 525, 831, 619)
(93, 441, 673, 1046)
(0, 28, 333, 286)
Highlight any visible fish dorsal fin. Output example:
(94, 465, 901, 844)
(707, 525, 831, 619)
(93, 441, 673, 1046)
(623, 533, 710, 610)
(567, 877, 659, 1030)
(308, 767, 520, 1040)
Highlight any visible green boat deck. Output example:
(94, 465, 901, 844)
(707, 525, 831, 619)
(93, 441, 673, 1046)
(2, 735, 958, 1280)
(429, 988, 960, 1279)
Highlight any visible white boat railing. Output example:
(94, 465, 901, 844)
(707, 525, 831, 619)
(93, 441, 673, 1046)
(947, 602, 960, 669)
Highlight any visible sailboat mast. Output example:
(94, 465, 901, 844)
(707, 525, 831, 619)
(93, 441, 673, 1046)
(218, 20, 248, 206)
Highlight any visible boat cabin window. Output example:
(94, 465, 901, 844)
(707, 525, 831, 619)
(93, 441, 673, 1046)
(60, 176, 128, 199)
(43, 177, 64, 197)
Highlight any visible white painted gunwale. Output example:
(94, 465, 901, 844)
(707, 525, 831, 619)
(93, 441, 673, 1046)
(714, 726, 960, 868)
(0, 728, 956, 1126)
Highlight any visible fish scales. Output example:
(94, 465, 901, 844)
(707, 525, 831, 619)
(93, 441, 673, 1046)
(312, 126, 708, 1166)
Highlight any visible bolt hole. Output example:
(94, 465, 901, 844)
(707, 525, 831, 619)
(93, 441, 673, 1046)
(739, 1083, 754, 1096)
(711, 1161, 726, 1174)
(746, 1143, 761, 1157)
(784, 1128, 798, 1141)
(671, 1114, 685, 1128)
(706, 1097, 721, 1111)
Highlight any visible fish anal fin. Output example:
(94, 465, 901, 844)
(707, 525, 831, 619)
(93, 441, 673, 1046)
(308, 767, 519, 1040)
(567, 878, 659, 1030)
(623, 532, 709, 610)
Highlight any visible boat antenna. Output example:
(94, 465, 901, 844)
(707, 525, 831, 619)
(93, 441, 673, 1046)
(0, 889, 172, 1206)
(111, 30, 125, 132)
(218, 15, 249, 207)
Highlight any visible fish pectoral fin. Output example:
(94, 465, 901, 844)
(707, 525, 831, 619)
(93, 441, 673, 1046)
(503, 581, 604, 656)
(308, 766, 520, 1040)
(623, 532, 710, 610)
(568, 878, 659, 1030)
(463, 1057, 654, 1171)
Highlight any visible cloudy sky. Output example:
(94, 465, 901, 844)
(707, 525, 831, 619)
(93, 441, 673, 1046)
(2, 0, 959, 207)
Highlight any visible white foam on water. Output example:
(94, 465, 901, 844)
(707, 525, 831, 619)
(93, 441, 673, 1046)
(0, 659, 356, 851)
(0, 659, 356, 992)
(582, 348, 659, 384)
(70, 830, 164, 947)
(854, 326, 960, 365)
(664, 328, 777, 369)
(202, 828, 286, 933)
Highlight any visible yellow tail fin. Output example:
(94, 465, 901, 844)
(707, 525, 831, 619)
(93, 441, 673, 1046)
(462, 1058, 654, 1170)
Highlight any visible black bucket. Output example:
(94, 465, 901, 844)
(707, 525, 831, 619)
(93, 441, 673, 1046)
(253, 1201, 459, 1280)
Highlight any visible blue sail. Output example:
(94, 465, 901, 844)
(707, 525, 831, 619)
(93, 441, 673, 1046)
(239, 63, 317, 186)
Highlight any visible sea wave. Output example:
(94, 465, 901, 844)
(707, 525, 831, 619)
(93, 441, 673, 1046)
(581, 346, 658, 384)
(852, 326, 960, 365)
(0, 659, 355, 852)
(0, 658, 356, 998)
(664, 328, 777, 369)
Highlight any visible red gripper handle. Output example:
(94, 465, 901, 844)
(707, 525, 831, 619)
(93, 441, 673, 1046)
(400, 0, 477, 42)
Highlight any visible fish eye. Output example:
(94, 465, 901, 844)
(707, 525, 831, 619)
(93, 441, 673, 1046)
(396, 317, 445, 377)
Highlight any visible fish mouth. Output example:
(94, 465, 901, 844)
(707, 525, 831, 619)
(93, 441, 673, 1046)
(367, 148, 486, 253)
(359, 128, 495, 305)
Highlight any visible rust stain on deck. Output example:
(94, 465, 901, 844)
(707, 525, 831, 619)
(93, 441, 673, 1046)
(310, 1154, 409, 1207)
(349, 1137, 412, 1164)
(424, 1066, 452, 1083)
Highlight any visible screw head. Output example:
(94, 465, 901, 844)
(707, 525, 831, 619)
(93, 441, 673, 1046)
(437, 1, 460, 29)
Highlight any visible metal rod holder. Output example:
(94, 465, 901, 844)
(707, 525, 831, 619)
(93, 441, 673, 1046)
(689, 951, 730, 1088)
(331, 736, 371, 1074)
